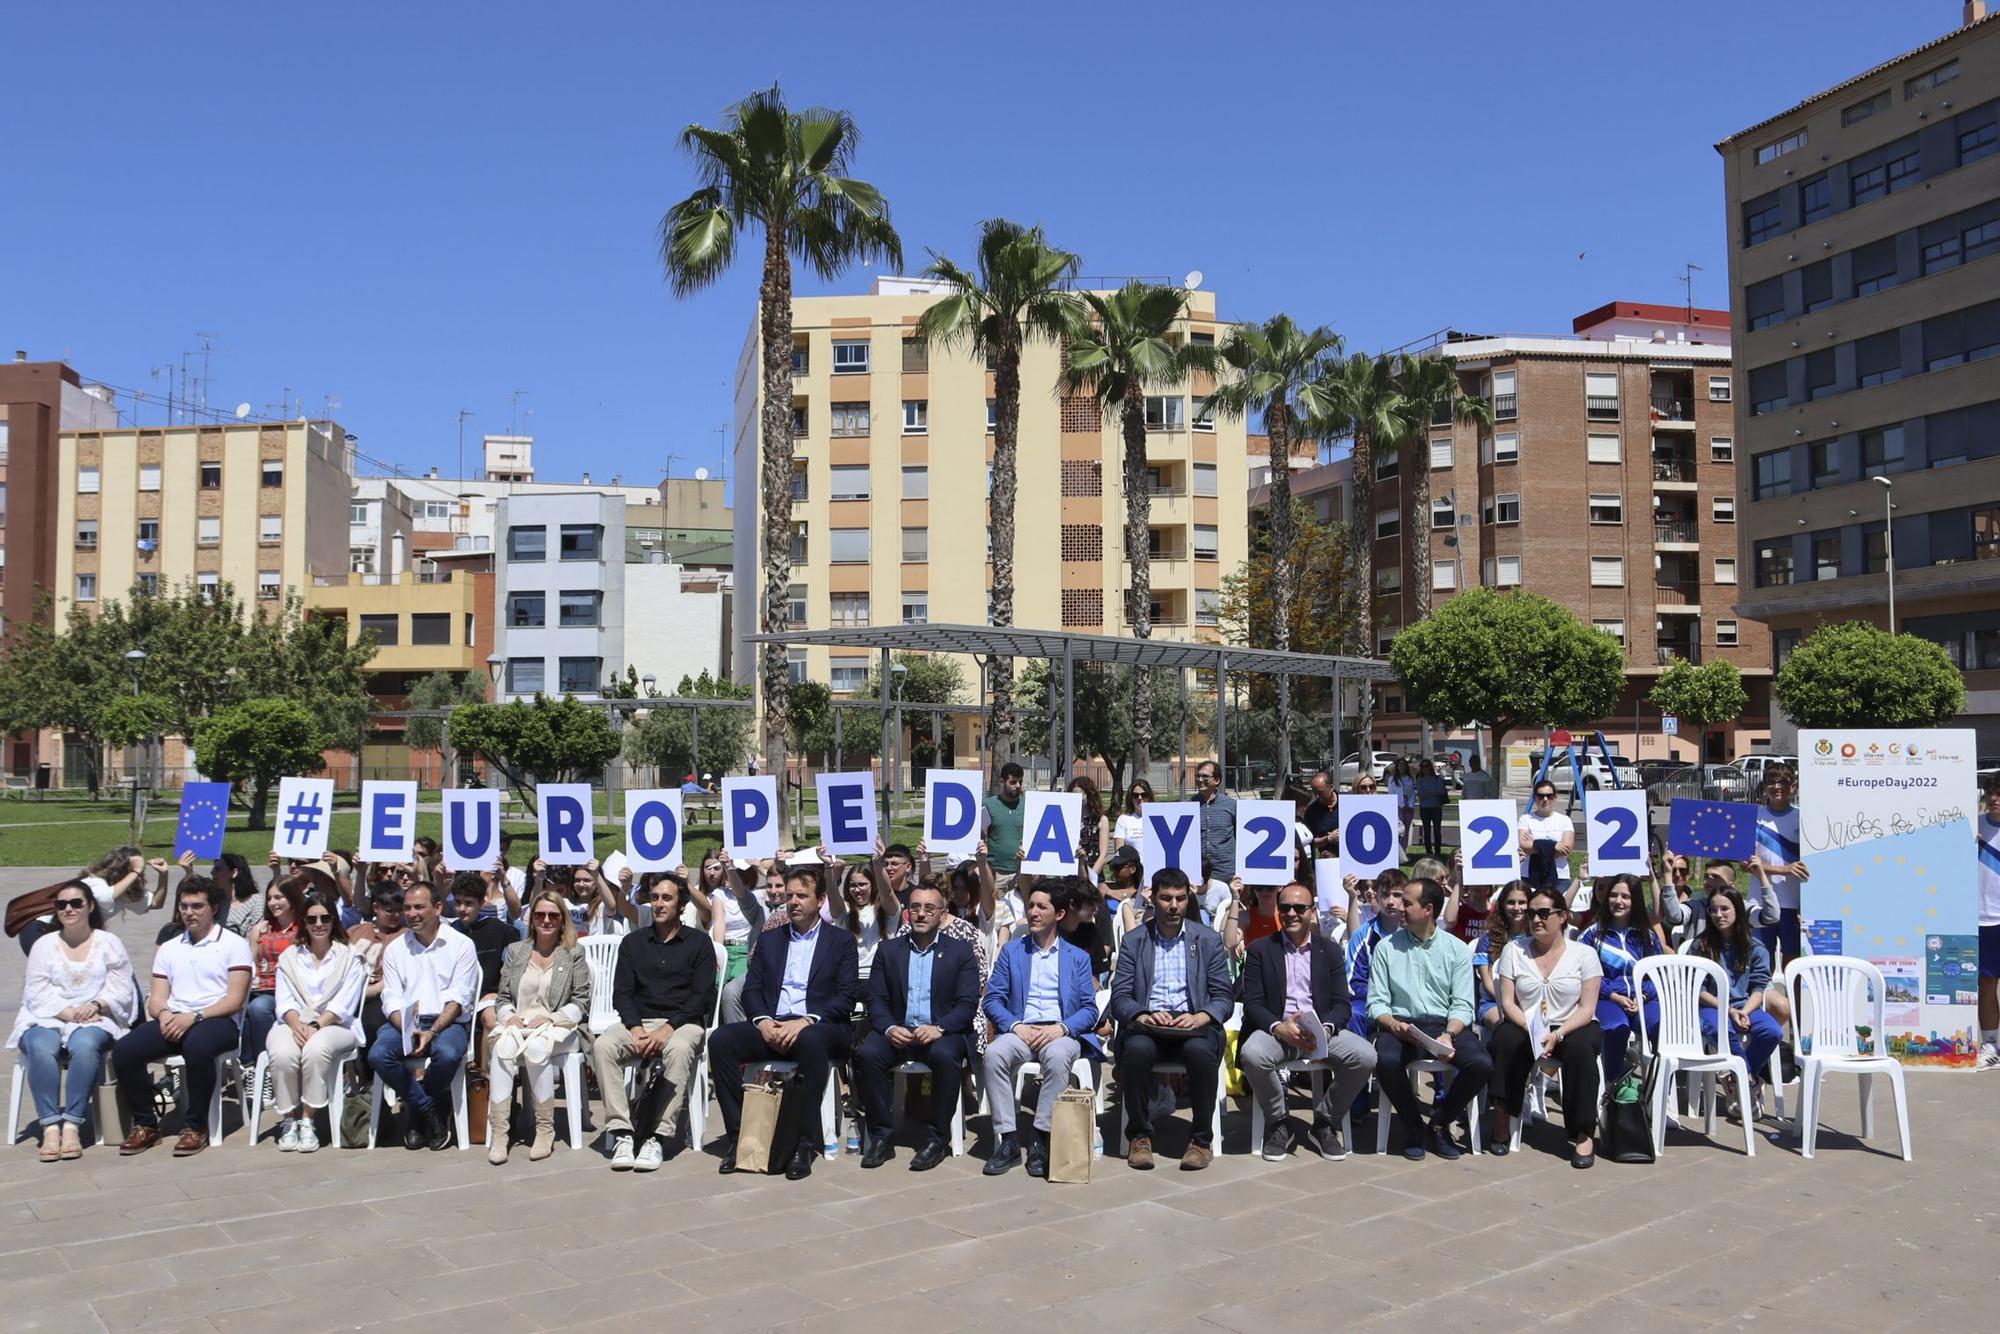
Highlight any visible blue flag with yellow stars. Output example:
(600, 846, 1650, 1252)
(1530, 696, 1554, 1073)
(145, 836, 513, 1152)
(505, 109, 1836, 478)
(174, 782, 231, 859)
(1667, 798, 1757, 860)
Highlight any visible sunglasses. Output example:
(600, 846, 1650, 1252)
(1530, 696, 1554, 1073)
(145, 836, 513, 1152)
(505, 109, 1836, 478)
(907, 903, 943, 915)
(1527, 906, 1561, 920)
(1534, 791, 1557, 800)
(54, 898, 89, 911)
(304, 914, 334, 925)
(1277, 903, 1313, 915)
(531, 911, 564, 923)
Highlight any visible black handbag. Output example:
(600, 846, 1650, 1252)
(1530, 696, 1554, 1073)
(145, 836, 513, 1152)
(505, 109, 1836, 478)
(1602, 1054, 1658, 1164)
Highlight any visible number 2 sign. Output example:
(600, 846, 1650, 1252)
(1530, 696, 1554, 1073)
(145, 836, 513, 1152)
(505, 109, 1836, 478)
(1586, 789, 1650, 876)
(1456, 799, 1520, 886)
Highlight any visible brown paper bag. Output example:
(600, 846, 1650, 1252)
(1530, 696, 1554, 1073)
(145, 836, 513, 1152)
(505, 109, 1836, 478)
(1047, 1086, 1095, 1184)
(735, 1079, 786, 1173)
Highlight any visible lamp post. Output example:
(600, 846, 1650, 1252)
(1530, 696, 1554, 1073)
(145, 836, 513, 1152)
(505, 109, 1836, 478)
(487, 654, 506, 700)
(1874, 475, 1896, 634)
(124, 649, 147, 842)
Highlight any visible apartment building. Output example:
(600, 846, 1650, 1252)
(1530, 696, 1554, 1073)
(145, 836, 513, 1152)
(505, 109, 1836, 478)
(1717, 2, 2000, 750)
(731, 276, 1251, 692)
(1369, 303, 1769, 762)
(493, 492, 628, 700)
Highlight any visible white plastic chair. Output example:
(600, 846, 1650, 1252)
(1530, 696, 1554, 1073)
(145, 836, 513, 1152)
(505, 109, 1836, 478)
(7, 1044, 115, 1144)
(146, 1052, 235, 1143)
(1373, 1058, 1483, 1155)
(1634, 954, 1756, 1157)
(1111, 1000, 1235, 1155)
(1244, 1049, 1355, 1153)
(686, 940, 727, 1151)
(245, 1047, 358, 1148)
(1675, 935, 1788, 1120)
(366, 1052, 469, 1150)
(1783, 956, 1911, 1162)
(1004, 987, 1111, 1144)
(890, 1060, 967, 1156)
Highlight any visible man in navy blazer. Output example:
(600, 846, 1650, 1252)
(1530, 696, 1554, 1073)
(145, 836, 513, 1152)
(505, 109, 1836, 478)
(709, 866, 861, 1180)
(854, 881, 977, 1171)
(1110, 867, 1233, 1171)
(980, 880, 1102, 1178)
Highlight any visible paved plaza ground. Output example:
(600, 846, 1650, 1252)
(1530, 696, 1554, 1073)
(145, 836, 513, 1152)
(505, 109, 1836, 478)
(0, 869, 1992, 1333)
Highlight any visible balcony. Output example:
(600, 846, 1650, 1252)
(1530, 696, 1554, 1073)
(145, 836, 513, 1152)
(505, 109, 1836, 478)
(1653, 580, 1701, 609)
(1655, 644, 1697, 665)
(1651, 455, 1698, 489)
(1493, 393, 1517, 420)
(1653, 519, 1698, 549)
(1586, 396, 1620, 421)
(1650, 397, 1695, 430)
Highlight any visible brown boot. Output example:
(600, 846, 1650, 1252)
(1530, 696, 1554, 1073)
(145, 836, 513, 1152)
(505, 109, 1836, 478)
(487, 1099, 511, 1165)
(119, 1124, 164, 1156)
(1127, 1136, 1155, 1170)
(1180, 1142, 1213, 1172)
(528, 1089, 555, 1161)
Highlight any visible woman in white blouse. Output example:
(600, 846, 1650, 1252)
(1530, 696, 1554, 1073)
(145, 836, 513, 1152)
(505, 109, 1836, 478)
(1488, 887, 1604, 1167)
(486, 890, 591, 1163)
(264, 888, 365, 1153)
(7, 883, 137, 1160)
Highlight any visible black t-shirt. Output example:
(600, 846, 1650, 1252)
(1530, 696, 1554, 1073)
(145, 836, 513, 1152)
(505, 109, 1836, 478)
(1303, 798, 1339, 845)
(451, 917, 520, 996)
(1061, 920, 1111, 981)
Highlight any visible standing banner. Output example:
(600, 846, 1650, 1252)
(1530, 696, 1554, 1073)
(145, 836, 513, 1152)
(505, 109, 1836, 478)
(442, 789, 500, 870)
(924, 770, 984, 859)
(357, 781, 419, 864)
(1235, 799, 1297, 886)
(721, 776, 779, 861)
(1457, 799, 1521, 886)
(1140, 801, 1202, 885)
(537, 783, 595, 865)
(1585, 789, 1651, 876)
(1799, 728, 1979, 1068)
(624, 788, 685, 873)
(272, 776, 335, 861)
(1338, 794, 1401, 881)
(816, 771, 878, 857)
(1019, 792, 1082, 876)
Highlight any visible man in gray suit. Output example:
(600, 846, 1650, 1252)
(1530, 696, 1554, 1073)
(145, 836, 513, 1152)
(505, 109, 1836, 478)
(1109, 867, 1233, 1171)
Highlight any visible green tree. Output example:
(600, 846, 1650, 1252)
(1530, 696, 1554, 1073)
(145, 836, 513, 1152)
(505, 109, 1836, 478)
(0, 596, 137, 797)
(915, 219, 1080, 774)
(1648, 659, 1750, 763)
(238, 595, 377, 745)
(192, 698, 330, 830)
(786, 680, 836, 768)
(447, 695, 622, 806)
(405, 672, 490, 786)
(1773, 623, 1965, 728)
(1017, 661, 1196, 799)
(1061, 280, 1197, 781)
(623, 672, 756, 783)
(853, 653, 967, 772)
(1388, 589, 1625, 754)
(1391, 352, 1492, 622)
(1215, 502, 1360, 715)
(1202, 315, 1344, 777)
(660, 85, 902, 826)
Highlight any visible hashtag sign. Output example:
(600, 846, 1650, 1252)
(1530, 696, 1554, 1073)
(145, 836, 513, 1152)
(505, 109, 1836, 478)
(283, 791, 323, 842)
(273, 776, 334, 859)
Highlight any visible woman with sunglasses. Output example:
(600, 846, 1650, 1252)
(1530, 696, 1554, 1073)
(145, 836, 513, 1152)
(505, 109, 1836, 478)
(240, 878, 306, 1067)
(1516, 781, 1575, 897)
(7, 884, 136, 1160)
(1579, 875, 1668, 1078)
(1488, 888, 1603, 1165)
(264, 889, 364, 1152)
(1112, 779, 1154, 853)
(1068, 777, 1110, 884)
(486, 889, 591, 1163)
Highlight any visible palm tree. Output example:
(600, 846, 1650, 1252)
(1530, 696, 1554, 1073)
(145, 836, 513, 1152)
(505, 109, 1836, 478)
(1312, 353, 1402, 658)
(914, 220, 1079, 773)
(1201, 316, 1342, 778)
(1061, 281, 1196, 783)
(1392, 352, 1492, 623)
(659, 86, 901, 819)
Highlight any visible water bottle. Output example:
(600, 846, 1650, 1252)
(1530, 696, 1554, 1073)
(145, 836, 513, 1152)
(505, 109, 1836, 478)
(844, 1127, 861, 1155)
(1092, 1126, 1104, 1159)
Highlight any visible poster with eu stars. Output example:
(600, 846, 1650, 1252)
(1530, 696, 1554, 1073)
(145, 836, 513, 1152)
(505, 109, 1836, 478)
(174, 782, 231, 859)
(1798, 729, 1978, 1069)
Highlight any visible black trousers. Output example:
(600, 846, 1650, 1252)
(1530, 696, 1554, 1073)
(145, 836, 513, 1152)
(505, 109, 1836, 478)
(1117, 1025, 1223, 1147)
(1419, 807, 1444, 854)
(1488, 1018, 1603, 1142)
(710, 1018, 853, 1161)
(853, 1031, 967, 1146)
(113, 1017, 240, 1129)
(1373, 1017, 1492, 1134)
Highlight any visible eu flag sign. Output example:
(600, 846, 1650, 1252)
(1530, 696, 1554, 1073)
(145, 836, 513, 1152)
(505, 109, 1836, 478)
(174, 782, 231, 859)
(1666, 798, 1757, 860)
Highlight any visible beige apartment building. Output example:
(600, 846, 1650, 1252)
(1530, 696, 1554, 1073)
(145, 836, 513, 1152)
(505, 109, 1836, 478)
(732, 276, 1251, 693)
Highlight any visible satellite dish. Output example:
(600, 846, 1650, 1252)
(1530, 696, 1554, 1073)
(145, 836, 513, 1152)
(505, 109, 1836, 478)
(1184, 269, 1204, 290)
(234, 402, 252, 419)
(694, 466, 709, 481)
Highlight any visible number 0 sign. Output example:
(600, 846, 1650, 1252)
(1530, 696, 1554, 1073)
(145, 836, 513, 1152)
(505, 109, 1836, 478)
(1586, 789, 1651, 876)
(1338, 794, 1401, 880)
(1457, 799, 1520, 886)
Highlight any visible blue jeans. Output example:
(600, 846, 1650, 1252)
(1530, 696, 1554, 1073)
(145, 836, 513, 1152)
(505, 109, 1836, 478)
(240, 992, 278, 1064)
(366, 1020, 469, 1113)
(1595, 995, 1660, 1078)
(17, 1026, 114, 1127)
(1700, 1007, 1783, 1077)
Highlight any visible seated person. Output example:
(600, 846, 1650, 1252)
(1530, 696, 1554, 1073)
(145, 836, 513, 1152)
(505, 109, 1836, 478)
(485, 890, 591, 1164)
(1345, 875, 1407, 1036)
(9, 883, 137, 1160)
(981, 883, 1101, 1178)
(1578, 874, 1667, 1078)
(1487, 888, 1604, 1166)
(446, 871, 517, 1062)
(1109, 868, 1232, 1172)
(1473, 882, 1530, 1032)
(595, 872, 718, 1171)
(265, 887, 366, 1153)
(1054, 879, 1111, 983)
(1365, 876, 1491, 1161)
(855, 882, 978, 1171)
(366, 883, 479, 1151)
(1693, 885, 1785, 1124)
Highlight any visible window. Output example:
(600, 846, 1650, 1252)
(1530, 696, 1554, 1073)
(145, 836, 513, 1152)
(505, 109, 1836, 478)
(1429, 437, 1453, 469)
(790, 524, 808, 565)
(1494, 493, 1521, 525)
(1924, 299, 2000, 371)
(831, 340, 870, 374)
(77, 466, 100, 494)
(1193, 462, 1218, 497)
(792, 403, 809, 435)
(249, 569, 279, 602)
(1194, 524, 1219, 560)
(359, 613, 400, 646)
(1588, 494, 1623, 525)
(786, 649, 807, 685)
(792, 342, 809, 375)
(1585, 372, 1619, 418)
(1374, 509, 1400, 539)
(1862, 526, 1889, 575)
(350, 502, 369, 526)
(557, 657, 600, 694)
(71, 517, 99, 551)
(829, 465, 870, 500)
(1756, 130, 1806, 165)
(1495, 555, 1521, 587)
(1481, 496, 1494, 526)
(786, 584, 807, 626)
(259, 515, 282, 544)
(1851, 161, 1888, 205)
(1799, 174, 1831, 227)
(985, 399, 997, 433)
(1493, 432, 1519, 464)
(75, 573, 96, 602)
(199, 462, 221, 489)
(830, 592, 869, 627)
(1491, 370, 1517, 419)
(507, 593, 546, 627)
(1748, 364, 1787, 416)
(900, 465, 928, 499)
(1433, 560, 1457, 591)
(1715, 558, 1737, 585)
(139, 464, 161, 492)
(1431, 498, 1455, 530)
(136, 572, 157, 597)
(790, 465, 808, 502)
(261, 459, 284, 488)
(1923, 234, 1962, 275)
(410, 611, 450, 644)
(507, 526, 546, 561)
(1744, 195, 1784, 245)
(558, 524, 601, 561)
(1712, 497, 1736, 523)
(1376, 566, 1402, 595)
(558, 591, 601, 627)
(1753, 451, 1793, 499)
(1843, 90, 1890, 126)
(136, 518, 160, 545)
(1810, 439, 1842, 486)
(349, 547, 376, 575)
(506, 659, 545, 694)
(1756, 542, 1794, 587)
(831, 402, 870, 437)
(902, 526, 927, 562)
(1710, 437, 1734, 462)
(1373, 451, 1400, 481)
(1804, 348, 1837, 401)
(1814, 532, 1842, 580)
(1857, 330, 1904, 387)
(1852, 238, 1899, 297)
(829, 528, 870, 563)
(1905, 59, 1958, 97)
(1192, 402, 1215, 433)
(1589, 556, 1625, 587)
(196, 573, 219, 602)
(1706, 375, 1731, 404)
(422, 500, 451, 520)
(902, 594, 928, 625)
(1745, 276, 1785, 332)
(1802, 259, 1834, 313)
(902, 339, 928, 373)
(902, 400, 928, 434)
(1963, 118, 2000, 166)
(1594, 619, 1626, 646)
(1716, 620, 1740, 648)
(1143, 396, 1185, 431)
(197, 516, 220, 546)
(1586, 434, 1622, 465)
(1194, 590, 1220, 626)
(830, 657, 869, 692)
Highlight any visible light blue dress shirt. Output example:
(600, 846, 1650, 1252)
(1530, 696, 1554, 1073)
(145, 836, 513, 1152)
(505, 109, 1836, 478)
(906, 939, 935, 1027)
(777, 922, 821, 1018)
(1147, 926, 1192, 1012)
(1024, 937, 1062, 1023)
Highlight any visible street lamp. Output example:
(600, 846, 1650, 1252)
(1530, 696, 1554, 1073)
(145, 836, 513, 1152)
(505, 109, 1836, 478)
(487, 654, 506, 699)
(124, 649, 147, 840)
(1874, 475, 1896, 634)
(641, 673, 657, 698)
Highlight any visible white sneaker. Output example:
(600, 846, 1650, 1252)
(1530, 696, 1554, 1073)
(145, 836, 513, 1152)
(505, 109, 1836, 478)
(609, 1134, 635, 1170)
(1979, 1042, 2000, 1070)
(277, 1118, 300, 1152)
(634, 1138, 664, 1172)
(295, 1120, 321, 1153)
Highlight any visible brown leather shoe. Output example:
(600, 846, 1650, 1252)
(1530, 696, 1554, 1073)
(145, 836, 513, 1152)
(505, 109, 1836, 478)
(172, 1128, 209, 1157)
(1127, 1136, 1155, 1170)
(119, 1124, 164, 1156)
(1180, 1142, 1214, 1172)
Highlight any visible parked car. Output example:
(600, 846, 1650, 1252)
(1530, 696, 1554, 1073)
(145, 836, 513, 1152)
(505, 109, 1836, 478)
(1650, 763, 1750, 807)
(1527, 751, 1640, 793)
(1336, 751, 1402, 786)
(1634, 759, 1681, 790)
(1737, 754, 1798, 796)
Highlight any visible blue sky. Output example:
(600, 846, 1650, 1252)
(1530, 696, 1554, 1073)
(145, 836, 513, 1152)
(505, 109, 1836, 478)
(1, 1, 1952, 497)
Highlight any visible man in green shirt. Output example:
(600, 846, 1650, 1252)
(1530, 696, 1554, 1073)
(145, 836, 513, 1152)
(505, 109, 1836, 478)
(983, 760, 1027, 877)
(1365, 877, 1491, 1161)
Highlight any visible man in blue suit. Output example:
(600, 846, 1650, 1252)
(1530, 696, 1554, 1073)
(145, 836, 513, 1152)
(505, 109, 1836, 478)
(709, 866, 861, 1180)
(981, 880, 1102, 1178)
(854, 881, 978, 1171)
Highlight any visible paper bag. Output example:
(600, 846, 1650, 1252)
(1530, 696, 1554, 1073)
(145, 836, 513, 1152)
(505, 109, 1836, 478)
(735, 1078, 791, 1174)
(1047, 1086, 1095, 1184)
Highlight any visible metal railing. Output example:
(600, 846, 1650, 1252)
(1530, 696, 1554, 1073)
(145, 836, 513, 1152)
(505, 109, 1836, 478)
(1651, 397, 1693, 420)
(1493, 393, 1517, 419)
(1654, 520, 1697, 543)
(1653, 458, 1695, 483)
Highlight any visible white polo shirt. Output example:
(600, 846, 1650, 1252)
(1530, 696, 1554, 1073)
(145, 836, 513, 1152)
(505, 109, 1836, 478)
(153, 924, 254, 1019)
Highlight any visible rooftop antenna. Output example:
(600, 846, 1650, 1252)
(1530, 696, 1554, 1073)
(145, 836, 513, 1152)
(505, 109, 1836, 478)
(1679, 261, 1704, 327)
(663, 451, 683, 483)
(195, 331, 221, 420)
(457, 408, 476, 482)
(508, 388, 529, 436)
(1184, 269, 1204, 290)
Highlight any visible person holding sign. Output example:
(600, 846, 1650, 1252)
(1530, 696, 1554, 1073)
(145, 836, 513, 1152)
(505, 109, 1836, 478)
(1748, 764, 1809, 964)
(1109, 868, 1233, 1172)
(980, 884, 1102, 1178)
(1237, 880, 1376, 1162)
(855, 881, 979, 1171)
(1192, 761, 1238, 880)
(983, 763, 1028, 889)
(1488, 888, 1603, 1166)
(1364, 878, 1491, 1161)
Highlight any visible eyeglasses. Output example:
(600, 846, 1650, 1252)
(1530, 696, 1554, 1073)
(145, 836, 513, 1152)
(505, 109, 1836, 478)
(1526, 906, 1561, 920)
(304, 914, 333, 925)
(54, 898, 89, 911)
(531, 911, 564, 923)
(906, 903, 942, 915)
(1276, 903, 1313, 915)
(1534, 791, 1557, 801)
(1355, 783, 1377, 793)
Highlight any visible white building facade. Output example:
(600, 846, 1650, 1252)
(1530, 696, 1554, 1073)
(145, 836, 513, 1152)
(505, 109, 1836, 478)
(493, 492, 627, 700)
